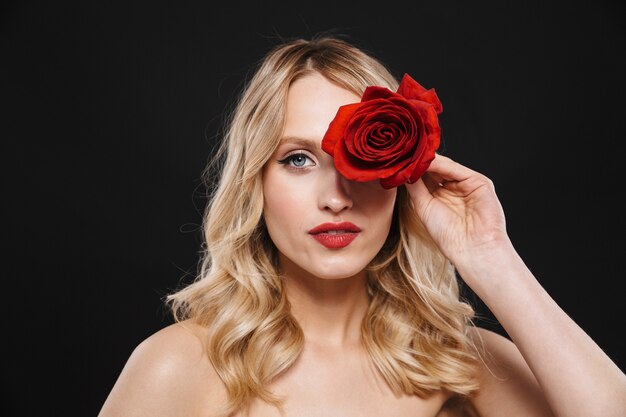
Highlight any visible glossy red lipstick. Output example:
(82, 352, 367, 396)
(308, 222, 361, 249)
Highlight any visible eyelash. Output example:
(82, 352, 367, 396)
(277, 152, 315, 171)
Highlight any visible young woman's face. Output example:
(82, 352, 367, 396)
(262, 72, 397, 280)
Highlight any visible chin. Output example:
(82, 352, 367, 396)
(278, 250, 371, 281)
(314, 271, 361, 280)
(309, 261, 368, 280)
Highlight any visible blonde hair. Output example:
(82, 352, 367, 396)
(167, 33, 482, 417)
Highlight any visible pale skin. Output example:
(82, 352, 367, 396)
(98, 72, 626, 417)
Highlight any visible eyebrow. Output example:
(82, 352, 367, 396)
(278, 136, 321, 148)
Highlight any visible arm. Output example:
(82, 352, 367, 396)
(98, 321, 225, 417)
(406, 154, 626, 417)
(459, 243, 626, 417)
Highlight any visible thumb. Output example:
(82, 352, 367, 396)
(404, 178, 435, 219)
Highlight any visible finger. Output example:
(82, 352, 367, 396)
(428, 153, 480, 182)
(421, 172, 443, 194)
(405, 176, 434, 216)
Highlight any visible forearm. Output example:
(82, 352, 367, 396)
(454, 242, 626, 417)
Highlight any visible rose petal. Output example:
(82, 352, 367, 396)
(335, 138, 416, 181)
(379, 158, 416, 188)
(334, 140, 384, 181)
(380, 105, 440, 187)
(381, 171, 424, 188)
(321, 102, 363, 156)
(408, 107, 441, 183)
(417, 89, 443, 114)
(361, 103, 419, 163)
(346, 103, 409, 158)
(397, 73, 443, 114)
(396, 73, 428, 98)
(361, 85, 395, 102)
(324, 73, 443, 189)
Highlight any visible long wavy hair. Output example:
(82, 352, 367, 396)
(167, 34, 483, 417)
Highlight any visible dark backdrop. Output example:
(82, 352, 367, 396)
(3, 1, 624, 416)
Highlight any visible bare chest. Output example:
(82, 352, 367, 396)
(235, 344, 450, 417)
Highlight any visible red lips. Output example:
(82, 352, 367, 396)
(308, 221, 362, 235)
(308, 222, 361, 249)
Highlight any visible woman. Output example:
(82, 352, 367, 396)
(98, 35, 626, 417)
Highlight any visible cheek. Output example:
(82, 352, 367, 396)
(355, 184, 397, 240)
(357, 184, 397, 219)
(262, 170, 308, 239)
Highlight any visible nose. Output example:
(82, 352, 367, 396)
(318, 166, 353, 213)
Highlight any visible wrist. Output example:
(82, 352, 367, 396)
(451, 235, 517, 269)
(451, 239, 530, 300)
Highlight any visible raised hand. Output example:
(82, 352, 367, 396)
(404, 153, 511, 267)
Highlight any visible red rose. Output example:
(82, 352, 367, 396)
(321, 73, 442, 189)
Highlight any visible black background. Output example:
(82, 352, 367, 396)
(3, 1, 625, 416)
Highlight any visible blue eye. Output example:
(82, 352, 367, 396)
(278, 152, 314, 169)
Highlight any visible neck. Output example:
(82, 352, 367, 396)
(279, 255, 370, 348)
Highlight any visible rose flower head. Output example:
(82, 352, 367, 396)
(321, 73, 443, 189)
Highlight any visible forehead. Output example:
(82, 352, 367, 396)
(281, 72, 361, 144)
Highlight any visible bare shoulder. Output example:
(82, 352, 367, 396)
(464, 326, 555, 417)
(125, 320, 217, 383)
(98, 320, 227, 417)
